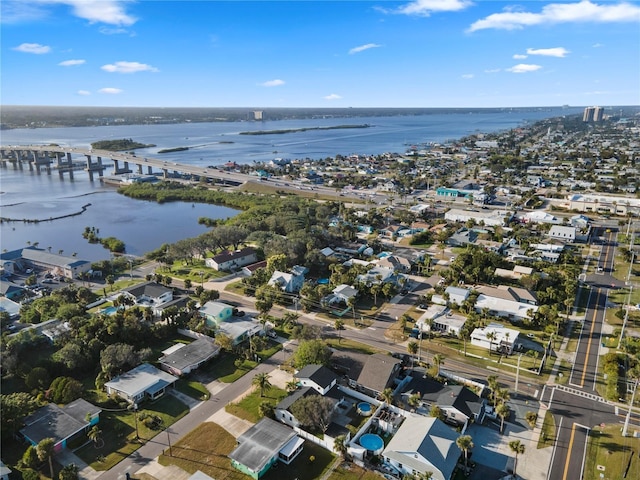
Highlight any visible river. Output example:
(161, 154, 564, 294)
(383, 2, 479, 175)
(0, 108, 581, 260)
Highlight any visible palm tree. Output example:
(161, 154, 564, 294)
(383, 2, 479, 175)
(433, 354, 445, 377)
(408, 393, 421, 410)
(334, 435, 349, 459)
(487, 375, 499, 405)
(286, 380, 298, 393)
(346, 296, 357, 321)
(495, 387, 511, 406)
(87, 425, 102, 445)
(509, 439, 525, 478)
(497, 403, 510, 433)
(252, 372, 272, 397)
(258, 401, 274, 418)
(380, 387, 394, 405)
(36, 438, 56, 480)
(456, 435, 474, 468)
(486, 331, 497, 356)
(334, 318, 344, 342)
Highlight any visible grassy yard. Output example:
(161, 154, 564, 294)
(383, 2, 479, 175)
(75, 395, 190, 470)
(261, 440, 336, 480)
(176, 378, 210, 401)
(225, 280, 246, 295)
(584, 424, 640, 480)
(157, 422, 247, 480)
(537, 410, 556, 449)
(325, 338, 383, 355)
(326, 463, 381, 480)
(554, 359, 571, 385)
(575, 286, 591, 315)
(225, 386, 288, 422)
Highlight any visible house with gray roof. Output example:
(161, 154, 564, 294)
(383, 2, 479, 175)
(20, 248, 91, 279)
(404, 372, 485, 428)
(350, 353, 403, 398)
(296, 364, 339, 395)
(229, 417, 304, 479)
(104, 363, 177, 405)
(382, 415, 460, 480)
(121, 282, 173, 314)
(20, 399, 101, 450)
(206, 247, 258, 272)
(158, 337, 221, 376)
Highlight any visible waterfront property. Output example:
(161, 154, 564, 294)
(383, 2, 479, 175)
(206, 247, 258, 272)
(0, 247, 91, 279)
(20, 399, 101, 452)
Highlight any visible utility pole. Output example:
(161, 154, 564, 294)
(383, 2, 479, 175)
(622, 378, 638, 437)
(515, 354, 522, 395)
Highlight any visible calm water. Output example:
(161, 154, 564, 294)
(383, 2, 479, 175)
(0, 108, 581, 260)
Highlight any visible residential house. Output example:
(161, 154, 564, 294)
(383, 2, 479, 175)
(267, 265, 308, 293)
(494, 265, 534, 280)
(121, 281, 173, 315)
(200, 301, 262, 345)
(229, 418, 304, 479)
(242, 260, 268, 276)
(200, 301, 234, 326)
(404, 373, 485, 428)
(206, 247, 258, 272)
(323, 284, 358, 307)
(350, 353, 403, 398)
(296, 364, 339, 395)
(444, 286, 470, 306)
(446, 229, 477, 247)
(158, 337, 221, 376)
(474, 285, 538, 321)
(570, 214, 590, 229)
(275, 387, 322, 428)
(0, 281, 24, 301)
(470, 324, 520, 354)
(20, 399, 101, 452)
(382, 415, 461, 480)
(0, 297, 20, 320)
(356, 266, 396, 287)
(444, 208, 512, 227)
(378, 255, 411, 273)
(104, 363, 177, 405)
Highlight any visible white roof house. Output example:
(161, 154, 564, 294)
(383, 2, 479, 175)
(444, 208, 512, 227)
(382, 415, 460, 480)
(104, 363, 177, 404)
(474, 285, 538, 321)
(548, 225, 576, 242)
(444, 286, 470, 305)
(470, 323, 520, 354)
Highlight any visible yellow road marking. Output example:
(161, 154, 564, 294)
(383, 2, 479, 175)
(562, 423, 578, 480)
(579, 288, 599, 387)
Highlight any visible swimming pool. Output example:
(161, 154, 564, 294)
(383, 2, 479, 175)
(357, 402, 373, 416)
(359, 433, 384, 454)
(100, 306, 119, 315)
(317, 278, 329, 284)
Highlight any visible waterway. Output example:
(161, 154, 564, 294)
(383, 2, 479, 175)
(0, 108, 582, 260)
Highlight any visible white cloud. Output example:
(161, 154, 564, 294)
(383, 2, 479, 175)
(389, 0, 473, 17)
(324, 94, 342, 100)
(507, 63, 542, 73)
(42, 0, 136, 26)
(58, 59, 85, 66)
(484, 68, 501, 73)
(77, 90, 91, 96)
(13, 42, 51, 54)
(99, 26, 130, 35)
(349, 43, 382, 54)
(469, 0, 640, 32)
(259, 79, 285, 87)
(1, 1, 49, 23)
(461, 73, 474, 79)
(513, 54, 528, 59)
(592, 43, 604, 48)
(101, 61, 158, 73)
(98, 87, 123, 94)
(526, 47, 570, 57)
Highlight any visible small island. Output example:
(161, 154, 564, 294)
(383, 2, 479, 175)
(239, 124, 371, 135)
(91, 138, 156, 151)
(158, 146, 190, 153)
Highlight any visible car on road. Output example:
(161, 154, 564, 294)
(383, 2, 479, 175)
(266, 330, 278, 339)
(25, 268, 33, 274)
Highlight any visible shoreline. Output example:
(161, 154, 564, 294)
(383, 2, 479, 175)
(0, 202, 93, 223)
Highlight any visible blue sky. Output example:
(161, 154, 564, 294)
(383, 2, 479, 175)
(2, 0, 639, 108)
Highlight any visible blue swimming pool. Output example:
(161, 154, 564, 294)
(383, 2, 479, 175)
(317, 278, 329, 284)
(357, 402, 372, 415)
(101, 306, 119, 315)
(359, 433, 384, 453)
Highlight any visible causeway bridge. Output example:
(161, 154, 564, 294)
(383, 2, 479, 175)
(0, 145, 252, 184)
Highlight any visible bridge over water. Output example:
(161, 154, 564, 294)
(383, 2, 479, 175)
(0, 145, 252, 184)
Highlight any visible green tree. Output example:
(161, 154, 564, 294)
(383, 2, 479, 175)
(293, 339, 332, 368)
(36, 438, 56, 480)
(509, 439, 525, 478)
(258, 401, 274, 418)
(334, 318, 344, 342)
(525, 411, 538, 429)
(25, 367, 51, 391)
(88, 425, 102, 445)
(430, 405, 446, 422)
(408, 393, 421, 410)
(334, 435, 349, 459)
(59, 464, 79, 480)
(289, 396, 335, 433)
(20, 445, 39, 469)
(497, 403, 510, 433)
(252, 373, 272, 397)
(380, 387, 394, 404)
(456, 435, 474, 468)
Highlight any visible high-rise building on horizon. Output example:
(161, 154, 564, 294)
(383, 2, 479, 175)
(253, 110, 263, 121)
(583, 106, 604, 122)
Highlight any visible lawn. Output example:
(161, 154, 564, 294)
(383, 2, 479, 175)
(574, 286, 591, 315)
(75, 395, 190, 470)
(325, 338, 382, 355)
(554, 359, 571, 385)
(537, 411, 556, 449)
(157, 422, 247, 480)
(326, 463, 381, 480)
(261, 440, 336, 480)
(584, 424, 640, 480)
(225, 386, 288, 423)
(176, 378, 211, 401)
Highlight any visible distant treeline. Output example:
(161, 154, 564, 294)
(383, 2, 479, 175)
(239, 124, 371, 135)
(91, 138, 155, 151)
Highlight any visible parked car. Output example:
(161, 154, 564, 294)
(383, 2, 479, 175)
(267, 330, 278, 339)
